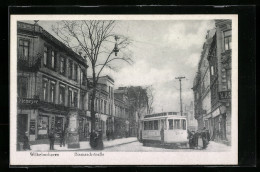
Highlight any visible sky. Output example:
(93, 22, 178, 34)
(30, 20, 215, 113)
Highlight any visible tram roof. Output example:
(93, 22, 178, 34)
(143, 112, 186, 120)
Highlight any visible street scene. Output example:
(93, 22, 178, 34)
(16, 19, 232, 152)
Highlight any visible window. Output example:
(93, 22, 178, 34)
(42, 79, 48, 101)
(168, 119, 173, 130)
(182, 120, 186, 130)
(74, 64, 78, 81)
(224, 30, 232, 50)
(174, 119, 181, 129)
(211, 66, 214, 75)
(104, 101, 107, 114)
(51, 51, 56, 69)
(149, 121, 153, 130)
(18, 39, 29, 60)
(154, 120, 159, 130)
(101, 100, 103, 113)
(60, 57, 65, 74)
(144, 121, 148, 130)
(226, 69, 231, 90)
(73, 91, 78, 107)
(82, 69, 86, 85)
(108, 103, 110, 115)
(59, 85, 65, 105)
(68, 89, 73, 107)
(68, 60, 73, 79)
(81, 92, 85, 109)
(43, 46, 48, 66)
(18, 77, 28, 97)
(50, 82, 56, 103)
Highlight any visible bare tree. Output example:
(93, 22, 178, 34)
(146, 85, 154, 114)
(52, 20, 132, 148)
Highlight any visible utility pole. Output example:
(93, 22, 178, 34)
(175, 76, 185, 116)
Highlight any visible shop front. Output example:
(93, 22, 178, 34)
(211, 107, 227, 143)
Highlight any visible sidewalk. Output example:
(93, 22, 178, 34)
(205, 141, 231, 151)
(31, 137, 138, 151)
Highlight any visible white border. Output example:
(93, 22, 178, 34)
(10, 15, 238, 165)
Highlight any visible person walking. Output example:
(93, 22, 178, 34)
(106, 129, 110, 141)
(60, 129, 65, 147)
(23, 131, 31, 150)
(160, 127, 164, 144)
(96, 129, 104, 150)
(202, 127, 209, 149)
(49, 130, 55, 150)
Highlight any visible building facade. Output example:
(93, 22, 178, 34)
(192, 29, 215, 131)
(193, 20, 232, 145)
(17, 21, 89, 144)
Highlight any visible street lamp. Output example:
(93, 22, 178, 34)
(113, 35, 119, 56)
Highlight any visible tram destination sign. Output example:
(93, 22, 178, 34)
(218, 91, 231, 100)
(18, 97, 39, 105)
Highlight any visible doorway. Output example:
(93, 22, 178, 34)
(17, 114, 28, 142)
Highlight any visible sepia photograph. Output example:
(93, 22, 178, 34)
(10, 15, 238, 165)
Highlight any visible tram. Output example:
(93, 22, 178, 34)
(141, 112, 189, 148)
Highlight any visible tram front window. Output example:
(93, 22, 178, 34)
(174, 119, 181, 129)
(154, 120, 158, 130)
(168, 119, 173, 130)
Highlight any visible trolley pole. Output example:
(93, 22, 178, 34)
(175, 77, 185, 116)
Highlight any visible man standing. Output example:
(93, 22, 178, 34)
(202, 127, 209, 149)
(160, 127, 164, 144)
(49, 130, 55, 150)
(23, 131, 31, 150)
(60, 129, 65, 147)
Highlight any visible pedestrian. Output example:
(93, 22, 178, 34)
(60, 129, 65, 147)
(23, 131, 31, 150)
(106, 129, 110, 141)
(201, 127, 209, 149)
(49, 130, 55, 150)
(96, 129, 104, 150)
(90, 129, 98, 149)
(193, 130, 199, 149)
(188, 130, 194, 149)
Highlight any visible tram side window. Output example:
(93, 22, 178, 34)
(168, 119, 173, 130)
(144, 121, 148, 130)
(154, 120, 158, 130)
(182, 120, 186, 130)
(174, 119, 181, 129)
(149, 121, 154, 130)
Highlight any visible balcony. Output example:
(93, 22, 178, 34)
(17, 56, 41, 72)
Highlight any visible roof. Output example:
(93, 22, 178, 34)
(17, 21, 88, 68)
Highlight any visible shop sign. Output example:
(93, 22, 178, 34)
(212, 108, 220, 118)
(218, 91, 231, 100)
(18, 98, 39, 105)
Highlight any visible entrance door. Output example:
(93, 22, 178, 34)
(17, 114, 28, 142)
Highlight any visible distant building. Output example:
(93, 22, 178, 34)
(184, 101, 198, 131)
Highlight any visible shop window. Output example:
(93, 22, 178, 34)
(224, 30, 232, 51)
(37, 116, 49, 139)
(50, 82, 56, 103)
(43, 46, 48, 66)
(18, 39, 29, 61)
(168, 119, 173, 130)
(18, 77, 28, 98)
(174, 119, 181, 129)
